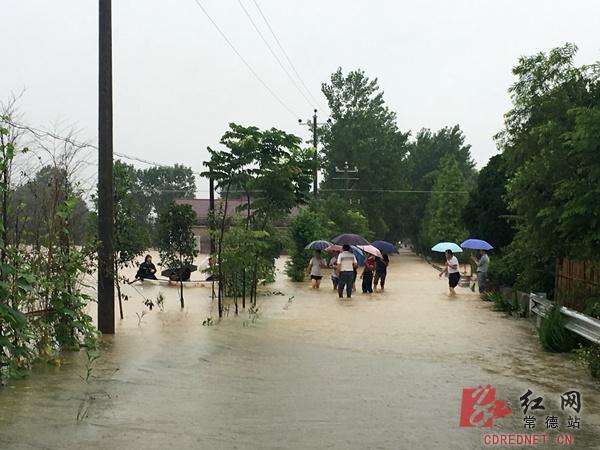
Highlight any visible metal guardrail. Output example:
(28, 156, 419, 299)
(530, 293, 600, 345)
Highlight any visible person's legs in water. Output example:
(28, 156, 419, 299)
(379, 272, 386, 291)
(363, 270, 373, 293)
(337, 273, 346, 298)
(338, 271, 353, 298)
(346, 272, 353, 298)
(373, 272, 380, 291)
(448, 272, 460, 296)
(314, 276, 321, 289)
(331, 275, 338, 290)
(477, 272, 486, 293)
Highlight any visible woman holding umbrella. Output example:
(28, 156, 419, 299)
(306, 250, 325, 289)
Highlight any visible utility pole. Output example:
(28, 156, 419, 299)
(208, 162, 215, 254)
(298, 109, 331, 198)
(332, 161, 359, 203)
(98, 0, 114, 334)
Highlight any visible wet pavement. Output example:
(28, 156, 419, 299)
(0, 250, 598, 449)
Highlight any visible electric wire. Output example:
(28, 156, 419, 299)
(251, 0, 325, 111)
(192, 0, 299, 119)
(236, 0, 313, 109)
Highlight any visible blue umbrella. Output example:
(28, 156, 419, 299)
(461, 239, 493, 251)
(371, 240, 399, 254)
(304, 240, 333, 251)
(350, 245, 366, 266)
(431, 242, 463, 253)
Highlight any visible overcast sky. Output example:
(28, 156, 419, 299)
(2, 0, 599, 196)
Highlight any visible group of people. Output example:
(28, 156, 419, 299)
(438, 249, 489, 296)
(306, 245, 390, 299)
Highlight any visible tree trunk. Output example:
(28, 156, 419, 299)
(115, 257, 123, 319)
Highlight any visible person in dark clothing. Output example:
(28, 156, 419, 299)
(136, 255, 157, 280)
(361, 254, 375, 293)
(374, 254, 389, 291)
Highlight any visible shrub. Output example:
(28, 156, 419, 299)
(538, 304, 578, 352)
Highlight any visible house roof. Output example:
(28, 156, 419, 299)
(175, 198, 247, 219)
(174, 198, 302, 225)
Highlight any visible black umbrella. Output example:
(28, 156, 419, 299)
(161, 264, 198, 281)
(331, 233, 370, 246)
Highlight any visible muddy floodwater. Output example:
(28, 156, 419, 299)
(0, 251, 598, 449)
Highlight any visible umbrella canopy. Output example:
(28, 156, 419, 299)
(326, 244, 365, 266)
(431, 242, 463, 253)
(357, 245, 383, 258)
(371, 240, 399, 254)
(331, 233, 370, 246)
(161, 264, 198, 280)
(460, 239, 493, 251)
(304, 240, 333, 251)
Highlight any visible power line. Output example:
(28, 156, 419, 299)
(237, 0, 313, 109)
(192, 0, 299, 119)
(4, 119, 204, 176)
(251, 0, 325, 111)
(321, 189, 470, 194)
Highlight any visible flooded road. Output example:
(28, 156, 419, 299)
(1, 251, 598, 449)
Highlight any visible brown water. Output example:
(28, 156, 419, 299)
(0, 251, 598, 450)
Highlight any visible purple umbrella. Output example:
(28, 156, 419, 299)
(460, 239, 493, 251)
(371, 240, 399, 254)
(331, 233, 369, 246)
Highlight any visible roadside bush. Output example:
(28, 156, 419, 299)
(574, 344, 600, 379)
(483, 290, 519, 315)
(538, 304, 578, 352)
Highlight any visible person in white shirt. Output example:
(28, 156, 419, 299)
(336, 244, 358, 299)
(438, 249, 460, 296)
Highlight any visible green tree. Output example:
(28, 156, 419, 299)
(137, 164, 196, 224)
(497, 43, 600, 292)
(402, 126, 476, 244)
(462, 154, 514, 250)
(320, 68, 409, 239)
(419, 155, 469, 251)
(10, 165, 90, 246)
(157, 203, 198, 308)
(113, 161, 150, 318)
(286, 206, 334, 281)
(205, 124, 313, 315)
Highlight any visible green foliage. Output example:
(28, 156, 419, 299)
(10, 165, 91, 246)
(574, 344, 600, 379)
(320, 68, 409, 240)
(286, 206, 334, 281)
(538, 304, 578, 353)
(583, 297, 600, 319)
(419, 155, 469, 252)
(157, 203, 198, 269)
(402, 126, 476, 244)
(497, 43, 600, 292)
(483, 290, 519, 315)
(137, 164, 196, 221)
(463, 154, 515, 251)
(205, 123, 313, 316)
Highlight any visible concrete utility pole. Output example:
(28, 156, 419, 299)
(98, 0, 114, 334)
(208, 161, 215, 254)
(298, 109, 331, 198)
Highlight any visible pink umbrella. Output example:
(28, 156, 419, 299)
(325, 244, 342, 253)
(357, 245, 382, 258)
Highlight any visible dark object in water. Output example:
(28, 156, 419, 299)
(161, 265, 197, 281)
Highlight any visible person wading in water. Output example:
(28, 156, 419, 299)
(439, 249, 460, 296)
(337, 244, 358, 299)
